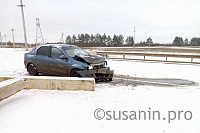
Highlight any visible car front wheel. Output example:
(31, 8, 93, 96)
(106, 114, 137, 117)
(70, 69, 81, 77)
(28, 64, 38, 76)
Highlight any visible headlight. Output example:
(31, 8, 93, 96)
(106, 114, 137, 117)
(87, 65, 93, 70)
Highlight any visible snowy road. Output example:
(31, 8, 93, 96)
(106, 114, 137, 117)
(0, 48, 200, 133)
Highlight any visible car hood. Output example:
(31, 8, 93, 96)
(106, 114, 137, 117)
(74, 54, 105, 64)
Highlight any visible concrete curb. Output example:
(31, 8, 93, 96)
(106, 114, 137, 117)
(0, 76, 95, 101)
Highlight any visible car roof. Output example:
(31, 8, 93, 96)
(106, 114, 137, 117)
(37, 44, 78, 49)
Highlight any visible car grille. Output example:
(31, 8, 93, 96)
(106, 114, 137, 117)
(91, 62, 104, 69)
(93, 65, 104, 69)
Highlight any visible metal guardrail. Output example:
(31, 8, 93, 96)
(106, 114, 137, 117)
(97, 51, 200, 64)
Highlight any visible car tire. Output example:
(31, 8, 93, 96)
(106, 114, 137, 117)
(70, 69, 81, 77)
(28, 64, 38, 76)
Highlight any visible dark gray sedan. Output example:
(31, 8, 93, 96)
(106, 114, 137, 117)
(24, 44, 114, 81)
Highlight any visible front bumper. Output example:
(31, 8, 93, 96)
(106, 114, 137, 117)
(77, 67, 114, 79)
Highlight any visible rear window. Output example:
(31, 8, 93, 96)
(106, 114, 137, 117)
(37, 46, 49, 56)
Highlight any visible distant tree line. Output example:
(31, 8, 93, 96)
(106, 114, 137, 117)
(64, 33, 200, 47)
(65, 33, 134, 47)
(135, 36, 200, 46)
(172, 36, 200, 46)
(2, 33, 199, 47)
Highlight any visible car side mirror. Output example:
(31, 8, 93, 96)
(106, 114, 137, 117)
(60, 55, 66, 60)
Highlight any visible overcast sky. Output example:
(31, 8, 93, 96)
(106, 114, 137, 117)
(0, 0, 200, 44)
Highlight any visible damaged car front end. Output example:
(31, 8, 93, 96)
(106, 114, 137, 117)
(64, 46, 114, 81)
(77, 62, 114, 81)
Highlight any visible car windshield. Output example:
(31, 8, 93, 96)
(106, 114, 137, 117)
(64, 47, 89, 58)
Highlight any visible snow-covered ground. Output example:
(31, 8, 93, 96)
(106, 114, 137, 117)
(0, 48, 200, 133)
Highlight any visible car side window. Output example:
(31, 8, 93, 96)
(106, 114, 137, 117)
(30, 48, 36, 54)
(37, 46, 49, 56)
(51, 47, 64, 59)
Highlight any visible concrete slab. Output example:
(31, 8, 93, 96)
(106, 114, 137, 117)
(24, 76, 95, 91)
(0, 77, 25, 101)
(0, 77, 12, 82)
(0, 76, 95, 101)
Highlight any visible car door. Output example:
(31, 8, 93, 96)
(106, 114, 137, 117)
(49, 47, 69, 76)
(35, 46, 50, 73)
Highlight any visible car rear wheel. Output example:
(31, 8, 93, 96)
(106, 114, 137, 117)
(70, 69, 81, 77)
(28, 64, 38, 76)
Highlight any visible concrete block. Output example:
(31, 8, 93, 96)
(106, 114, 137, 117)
(0, 78, 25, 101)
(24, 76, 95, 91)
(0, 77, 12, 82)
(0, 76, 95, 101)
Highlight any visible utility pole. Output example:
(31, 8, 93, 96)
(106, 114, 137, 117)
(36, 18, 44, 46)
(0, 32, 2, 47)
(4, 35, 7, 46)
(60, 32, 64, 43)
(133, 26, 136, 47)
(11, 29, 15, 47)
(18, 0, 28, 51)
